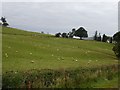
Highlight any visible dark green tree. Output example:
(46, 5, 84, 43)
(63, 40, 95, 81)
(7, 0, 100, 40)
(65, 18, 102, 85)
(41, 31, 44, 34)
(97, 33, 101, 41)
(72, 28, 76, 34)
(68, 32, 72, 38)
(62, 33, 68, 38)
(68, 28, 76, 38)
(94, 31, 98, 40)
(109, 37, 112, 43)
(113, 42, 120, 59)
(74, 27, 88, 40)
(55, 33, 61, 37)
(102, 34, 108, 42)
(113, 31, 120, 59)
(113, 31, 120, 42)
(1, 17, 9, 27)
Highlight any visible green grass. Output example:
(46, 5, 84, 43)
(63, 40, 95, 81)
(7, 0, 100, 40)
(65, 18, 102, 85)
(94, 77, 118, 88)
(2, 26, 119, 88)
(2, 26, 118, 72)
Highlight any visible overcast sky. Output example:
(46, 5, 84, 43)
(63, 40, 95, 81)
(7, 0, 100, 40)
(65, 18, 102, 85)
(2, 1, 118, 36)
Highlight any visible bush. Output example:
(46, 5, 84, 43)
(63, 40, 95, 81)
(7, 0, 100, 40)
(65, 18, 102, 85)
(55, 33, 61, 37)
(113, 31, 120, 59)
(113, 42, 120, 59)
(2, 71, 23, 88)
(61, 33, 68, 38)
(2, 65, 119, 88)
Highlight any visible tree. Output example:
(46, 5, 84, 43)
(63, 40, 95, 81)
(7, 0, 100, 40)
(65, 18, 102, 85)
(72, 28, 76, 34)
(74, 27, 88, 40)
(41, 31, 44, 34)
(1, 17, 7, 22)
(68, 28, 76, 38)
(1, 17, 9, 26)
(97, 33, 101, 41)
(113, 31, 120, 59)
(113, 42, 120, 59)
(94, 31, 98, 40)
(62, 33, 68, 38)
(102, 34, 108, 42)
(68, 32, 72, 38)
(109, 37, 112, 43)
(113, 31, 120, 42)
(55, 33, 61, 37)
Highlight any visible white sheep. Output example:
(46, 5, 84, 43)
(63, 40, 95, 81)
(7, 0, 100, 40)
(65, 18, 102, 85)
(30, 53, 32, 55)
(31, 61, 34, 63)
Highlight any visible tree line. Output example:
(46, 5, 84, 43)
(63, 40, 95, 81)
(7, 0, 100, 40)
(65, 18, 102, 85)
(55, 27, 112, 43)
(55, 27, 88, 40)
(93, 31, 112, 43)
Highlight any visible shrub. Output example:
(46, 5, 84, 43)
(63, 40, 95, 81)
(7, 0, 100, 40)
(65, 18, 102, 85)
(2, 65, 119, 88)
(113, 31, 120, 59)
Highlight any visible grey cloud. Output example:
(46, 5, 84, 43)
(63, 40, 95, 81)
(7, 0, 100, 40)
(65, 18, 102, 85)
(2, 2, 118, 36)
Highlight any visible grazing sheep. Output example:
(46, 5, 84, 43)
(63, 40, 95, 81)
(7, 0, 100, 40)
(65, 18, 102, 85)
(58, 58, 60, 60)
(87, 50, 90, 53)
(87, 62, 90, 64)
(75, 60, 78, 62)
(30, 53, 32, 55)
(31, 61, 34, 63)
(61, 57, 64, 60)
(89, 60, 92, 62)
(14, 71, 17, 74)
(5, 53, 8, 57)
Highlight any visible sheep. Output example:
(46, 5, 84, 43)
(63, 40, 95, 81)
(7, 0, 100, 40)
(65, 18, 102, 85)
(31, 61, 34, 63)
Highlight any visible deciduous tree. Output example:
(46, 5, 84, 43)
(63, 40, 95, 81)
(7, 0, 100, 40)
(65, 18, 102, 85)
(74, 27, 88, 40)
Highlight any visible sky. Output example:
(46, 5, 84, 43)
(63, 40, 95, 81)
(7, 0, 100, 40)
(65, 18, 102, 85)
(1, 0, 119, 37)
(118, 1, 120, 31)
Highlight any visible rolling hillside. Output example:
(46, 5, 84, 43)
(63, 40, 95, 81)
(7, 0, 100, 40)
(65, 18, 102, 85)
(2, 26, 118, 72)
(2, 26, 119, 88)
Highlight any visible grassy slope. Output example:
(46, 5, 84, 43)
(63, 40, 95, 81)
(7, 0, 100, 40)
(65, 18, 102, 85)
(2, 27, 118, 72)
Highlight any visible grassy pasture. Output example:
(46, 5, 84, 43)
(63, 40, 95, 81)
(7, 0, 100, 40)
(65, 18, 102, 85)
(2, 27, 118, 72)
(2, 26, 119, 88)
